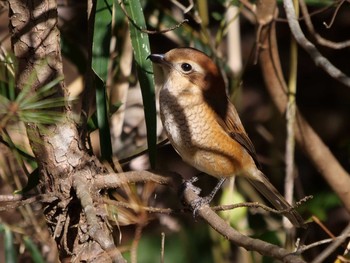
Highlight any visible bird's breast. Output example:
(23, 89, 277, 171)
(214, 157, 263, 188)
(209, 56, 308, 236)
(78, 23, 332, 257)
(159, 88, 254, 177)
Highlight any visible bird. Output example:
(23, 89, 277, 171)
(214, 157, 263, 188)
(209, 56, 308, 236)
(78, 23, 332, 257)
(148, 47, 305, 228)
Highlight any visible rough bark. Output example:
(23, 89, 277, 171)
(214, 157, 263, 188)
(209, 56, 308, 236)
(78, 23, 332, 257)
(8, 0, 125, 261)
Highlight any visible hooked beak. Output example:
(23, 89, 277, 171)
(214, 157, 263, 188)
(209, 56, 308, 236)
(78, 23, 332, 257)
(147, 53, 171, 67)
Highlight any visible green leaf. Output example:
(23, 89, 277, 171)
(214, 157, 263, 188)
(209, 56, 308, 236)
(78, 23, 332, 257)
(19, 111, 64, 124)
(19, 77, 63, 108)
(95, 74, 113, 160)
(4, 225, 17, 263)
(23, 236, 45, 263)
(91, 0, 113, 161)
(20, 97, 66, 110)
(122, 0, 157, 168)
(92, 0, 113, 81)
(110, 101, 123, 116)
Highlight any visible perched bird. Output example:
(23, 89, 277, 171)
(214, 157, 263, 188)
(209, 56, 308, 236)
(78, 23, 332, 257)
(148, 47, 305, 228)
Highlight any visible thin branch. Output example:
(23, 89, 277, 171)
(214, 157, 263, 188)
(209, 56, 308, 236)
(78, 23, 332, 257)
(73, 170, 126, 263)
(218, 195, 312, 212)
(160, 232, 165, 263)
(323, 0, 345, 29)
(258, 9, 350, 213)
(312, 215, 336, 239)
(118, 0, 188, 34)
(311, 222, 350, 263)
(283, 0, 350, 87)
(170, 0, 202, 24)
(93, 170, 176, 190)
(182, 186, 306, 262)
(297, 233, 350, 254)
(103, 195, 311, 218)
(284, 0, 299, 230)
(299, 0, 350, 49)
(170, 0, 194, 14)
(0, 194, 56, 211)
(130, 224, 144, 263)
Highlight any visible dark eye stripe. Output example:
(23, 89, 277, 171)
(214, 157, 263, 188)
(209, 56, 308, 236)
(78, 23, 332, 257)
(181, 63, 192, 72)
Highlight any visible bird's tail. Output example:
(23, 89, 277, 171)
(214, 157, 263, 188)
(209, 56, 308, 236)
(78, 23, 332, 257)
(247, 170, 306, 228)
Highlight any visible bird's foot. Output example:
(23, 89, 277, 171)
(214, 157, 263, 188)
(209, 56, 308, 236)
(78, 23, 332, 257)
(190, 196, 212, 217)
(179, 176, 201, 197)
(179, 177, 214, 217)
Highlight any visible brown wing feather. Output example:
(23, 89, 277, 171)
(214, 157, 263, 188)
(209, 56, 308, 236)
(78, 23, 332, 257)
(216, 100, 261, 168)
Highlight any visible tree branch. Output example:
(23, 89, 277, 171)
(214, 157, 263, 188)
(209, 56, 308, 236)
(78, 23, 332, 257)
(93, 170, 177, 190)
(73, 170, 126, 263)
(299, 0, 350, 49)
(258, 10, 350, 212)
(283, 0, 350, 87)
(182, 186, 305, 263)
(311, 222, 350, 263)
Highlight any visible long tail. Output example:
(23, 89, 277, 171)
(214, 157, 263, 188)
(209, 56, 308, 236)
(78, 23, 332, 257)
(247, 170, 306, 228)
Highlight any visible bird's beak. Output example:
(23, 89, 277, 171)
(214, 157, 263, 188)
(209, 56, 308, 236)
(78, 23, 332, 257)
(147, 53, 170, 67)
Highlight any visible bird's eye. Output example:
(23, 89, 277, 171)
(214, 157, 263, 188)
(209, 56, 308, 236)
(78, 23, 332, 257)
(181, 63, 192, 72)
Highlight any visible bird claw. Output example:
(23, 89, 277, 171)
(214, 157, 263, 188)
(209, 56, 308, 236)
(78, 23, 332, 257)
(179, 177, 213, 218)
(179, 177, 201, 197)
(190, 196, 212, 218)
(184, 177, 201, 195)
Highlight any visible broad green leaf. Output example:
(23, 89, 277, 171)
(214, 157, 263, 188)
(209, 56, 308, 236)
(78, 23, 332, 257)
(95, 74, 113, 160)
(91, 0, 113, 161)
(92, 0, 113, 81)
(122, 0, 157, 168)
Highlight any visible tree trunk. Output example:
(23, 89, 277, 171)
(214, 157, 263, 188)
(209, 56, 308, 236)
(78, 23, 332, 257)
(8, 0, 125, 261)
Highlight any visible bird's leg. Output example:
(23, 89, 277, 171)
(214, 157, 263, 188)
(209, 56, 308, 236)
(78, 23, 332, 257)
(179, 176, 201, 198)
(203, 177, 226, 204)
(185, 178, 226, 217)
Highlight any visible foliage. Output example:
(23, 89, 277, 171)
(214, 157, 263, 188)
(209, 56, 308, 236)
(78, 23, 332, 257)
(1, 0, 350, 262)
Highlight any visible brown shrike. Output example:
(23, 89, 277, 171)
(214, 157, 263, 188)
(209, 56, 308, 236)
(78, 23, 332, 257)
(148, 48, 305, 228)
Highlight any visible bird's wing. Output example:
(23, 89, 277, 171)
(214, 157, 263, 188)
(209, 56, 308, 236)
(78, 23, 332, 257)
(216, 101, 261, 168)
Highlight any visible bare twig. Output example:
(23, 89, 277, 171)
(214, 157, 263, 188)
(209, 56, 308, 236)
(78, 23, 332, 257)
(299, 0, 350, 49)
(212, 195, 312, 214)
(297, 233, 350, 254)
(170, 0, 202, 24)
(0, 194, 26, 202)
(160, 232, 165, 263)
(283, 0, 350, 87)
(312, 215, 336, 239)
(103, 194, 311, 218)
(323, 0, 345, 29)
(0, 194, 55, 211)
(284, 0, 299, 231)
(130, 224, 144, 263)
(258, 9, 350, 212)
(103, 198, 175, 214)
(93, 170, 176, 190)
(170, 0, 194, 14)
(182, 186, 306, 262)
(311, 223, 350, 263)
(118, 0, 188, 34)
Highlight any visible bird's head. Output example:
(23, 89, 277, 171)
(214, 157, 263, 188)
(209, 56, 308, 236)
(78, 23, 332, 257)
(148, 48, 227, 105)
